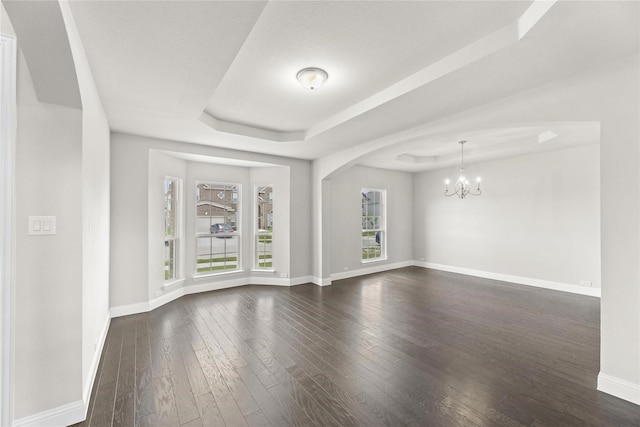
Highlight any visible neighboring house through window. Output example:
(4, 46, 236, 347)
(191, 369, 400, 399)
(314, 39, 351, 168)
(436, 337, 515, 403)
(362, 188, 386, 262)
(196, 182, 240, 274)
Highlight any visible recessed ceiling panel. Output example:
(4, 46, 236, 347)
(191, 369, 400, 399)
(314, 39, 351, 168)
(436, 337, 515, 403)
(205, 0, 532, 133)
(357, 122, 601, 172)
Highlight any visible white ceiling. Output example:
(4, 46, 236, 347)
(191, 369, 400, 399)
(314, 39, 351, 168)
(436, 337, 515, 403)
(67, 0, 639, 171)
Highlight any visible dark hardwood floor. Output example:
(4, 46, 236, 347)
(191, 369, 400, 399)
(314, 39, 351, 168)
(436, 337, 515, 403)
(72, 267, 640, 426)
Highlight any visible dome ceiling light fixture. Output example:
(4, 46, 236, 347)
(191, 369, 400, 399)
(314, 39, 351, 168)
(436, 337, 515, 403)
(444, 140, 482, 199)
(296, 67, 328, 90)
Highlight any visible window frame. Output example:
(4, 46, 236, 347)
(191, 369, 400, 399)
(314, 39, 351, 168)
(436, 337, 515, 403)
(194, 181, 242, 276)
(361, 188, 387, 263)
(163, 177, 182, 282)
(254, 185, 274, 271)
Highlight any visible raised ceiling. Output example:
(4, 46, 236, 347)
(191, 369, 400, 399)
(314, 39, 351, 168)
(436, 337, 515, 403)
(67, 0, 638, 170)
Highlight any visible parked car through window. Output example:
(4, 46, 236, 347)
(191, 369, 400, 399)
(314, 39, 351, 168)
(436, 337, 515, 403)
(210, 223, 234, 238)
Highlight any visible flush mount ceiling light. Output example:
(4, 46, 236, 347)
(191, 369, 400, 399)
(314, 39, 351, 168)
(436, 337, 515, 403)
(444, 140, 482, 199)
(296, 67, 328, 90)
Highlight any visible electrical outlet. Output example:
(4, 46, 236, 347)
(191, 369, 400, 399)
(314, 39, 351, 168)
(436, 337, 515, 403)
(279, 272, 288, 278)
(580, 280, 592, 287)
(154, 290, 163, 298)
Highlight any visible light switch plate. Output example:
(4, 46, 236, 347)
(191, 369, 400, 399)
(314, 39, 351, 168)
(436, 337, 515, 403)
(28, 216, 56, 235)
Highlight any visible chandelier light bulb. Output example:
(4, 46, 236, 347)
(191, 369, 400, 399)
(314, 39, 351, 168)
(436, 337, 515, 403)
(296, 67, 328, 90)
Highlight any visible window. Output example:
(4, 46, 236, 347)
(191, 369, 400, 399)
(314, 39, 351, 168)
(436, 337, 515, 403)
(196, 183, 240, 274)
(361, 188, 386, 262)
(255, 186, 273, 269)
(164, 178, 181, 281)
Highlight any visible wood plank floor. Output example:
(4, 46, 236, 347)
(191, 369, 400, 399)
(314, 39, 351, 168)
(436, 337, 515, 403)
(72, 267, 640, 426)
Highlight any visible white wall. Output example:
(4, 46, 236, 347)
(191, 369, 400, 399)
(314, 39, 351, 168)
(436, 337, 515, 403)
(414, 144, 601, 289)
(329, 165, 414, 277)
(598, 56, 640, 402)
(111, 133, 313, 313)
(12, 23, 83, 421)
(6, 1, 112, 422)
(0, 10, 16, 427)
(59, 1, 112, 406)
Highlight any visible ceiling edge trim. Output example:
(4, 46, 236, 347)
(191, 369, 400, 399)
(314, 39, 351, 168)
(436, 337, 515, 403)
(198, 111, 304, 142)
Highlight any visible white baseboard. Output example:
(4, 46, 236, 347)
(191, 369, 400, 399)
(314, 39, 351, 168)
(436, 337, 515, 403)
(289, 275, 313, 286)
(248, 277, 291, 286)
(110, 300, 150, 318)
(83, 315, 111, 404)
(417, 261, 601, 297)
(312, 276, 332, 286)
(12, 400, 84, 427)
(185, 277, 250, 295)
(331, 260, 414, 281)
(598, 373, 640, 404)
(149, 286, 187, 311)
(111, 275, 313, 317)
(112, 262, 601, 318)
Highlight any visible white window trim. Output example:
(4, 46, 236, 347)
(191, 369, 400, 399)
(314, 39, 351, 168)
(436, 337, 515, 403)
(254, 184, 274, 271)
(164, 177, 183, 284)
(192, 269, 244, 280)
(163, 278, 185, 289)
(361, 188, 387, 264)
(194, 181, 242, 276)
(0, 33, 16, 427)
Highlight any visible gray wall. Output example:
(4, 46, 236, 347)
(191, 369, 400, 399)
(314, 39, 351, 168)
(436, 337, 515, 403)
(13, 50, 83, 418)
(329, 165, 414, 276)
(111, 133, 313, 310)
(413, 144, 601, 288)
(110, 135, 150, 307)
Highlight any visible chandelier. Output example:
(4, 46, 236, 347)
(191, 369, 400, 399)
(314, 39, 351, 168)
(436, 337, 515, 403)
(444, 140, 481, 199)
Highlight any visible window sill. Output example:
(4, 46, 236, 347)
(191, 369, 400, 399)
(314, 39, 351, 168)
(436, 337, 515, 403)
(163, 278, 185, 288)
(193, 269, 243, 280)
(251, 269, 275, 274)
(361, 257, 387, 265)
